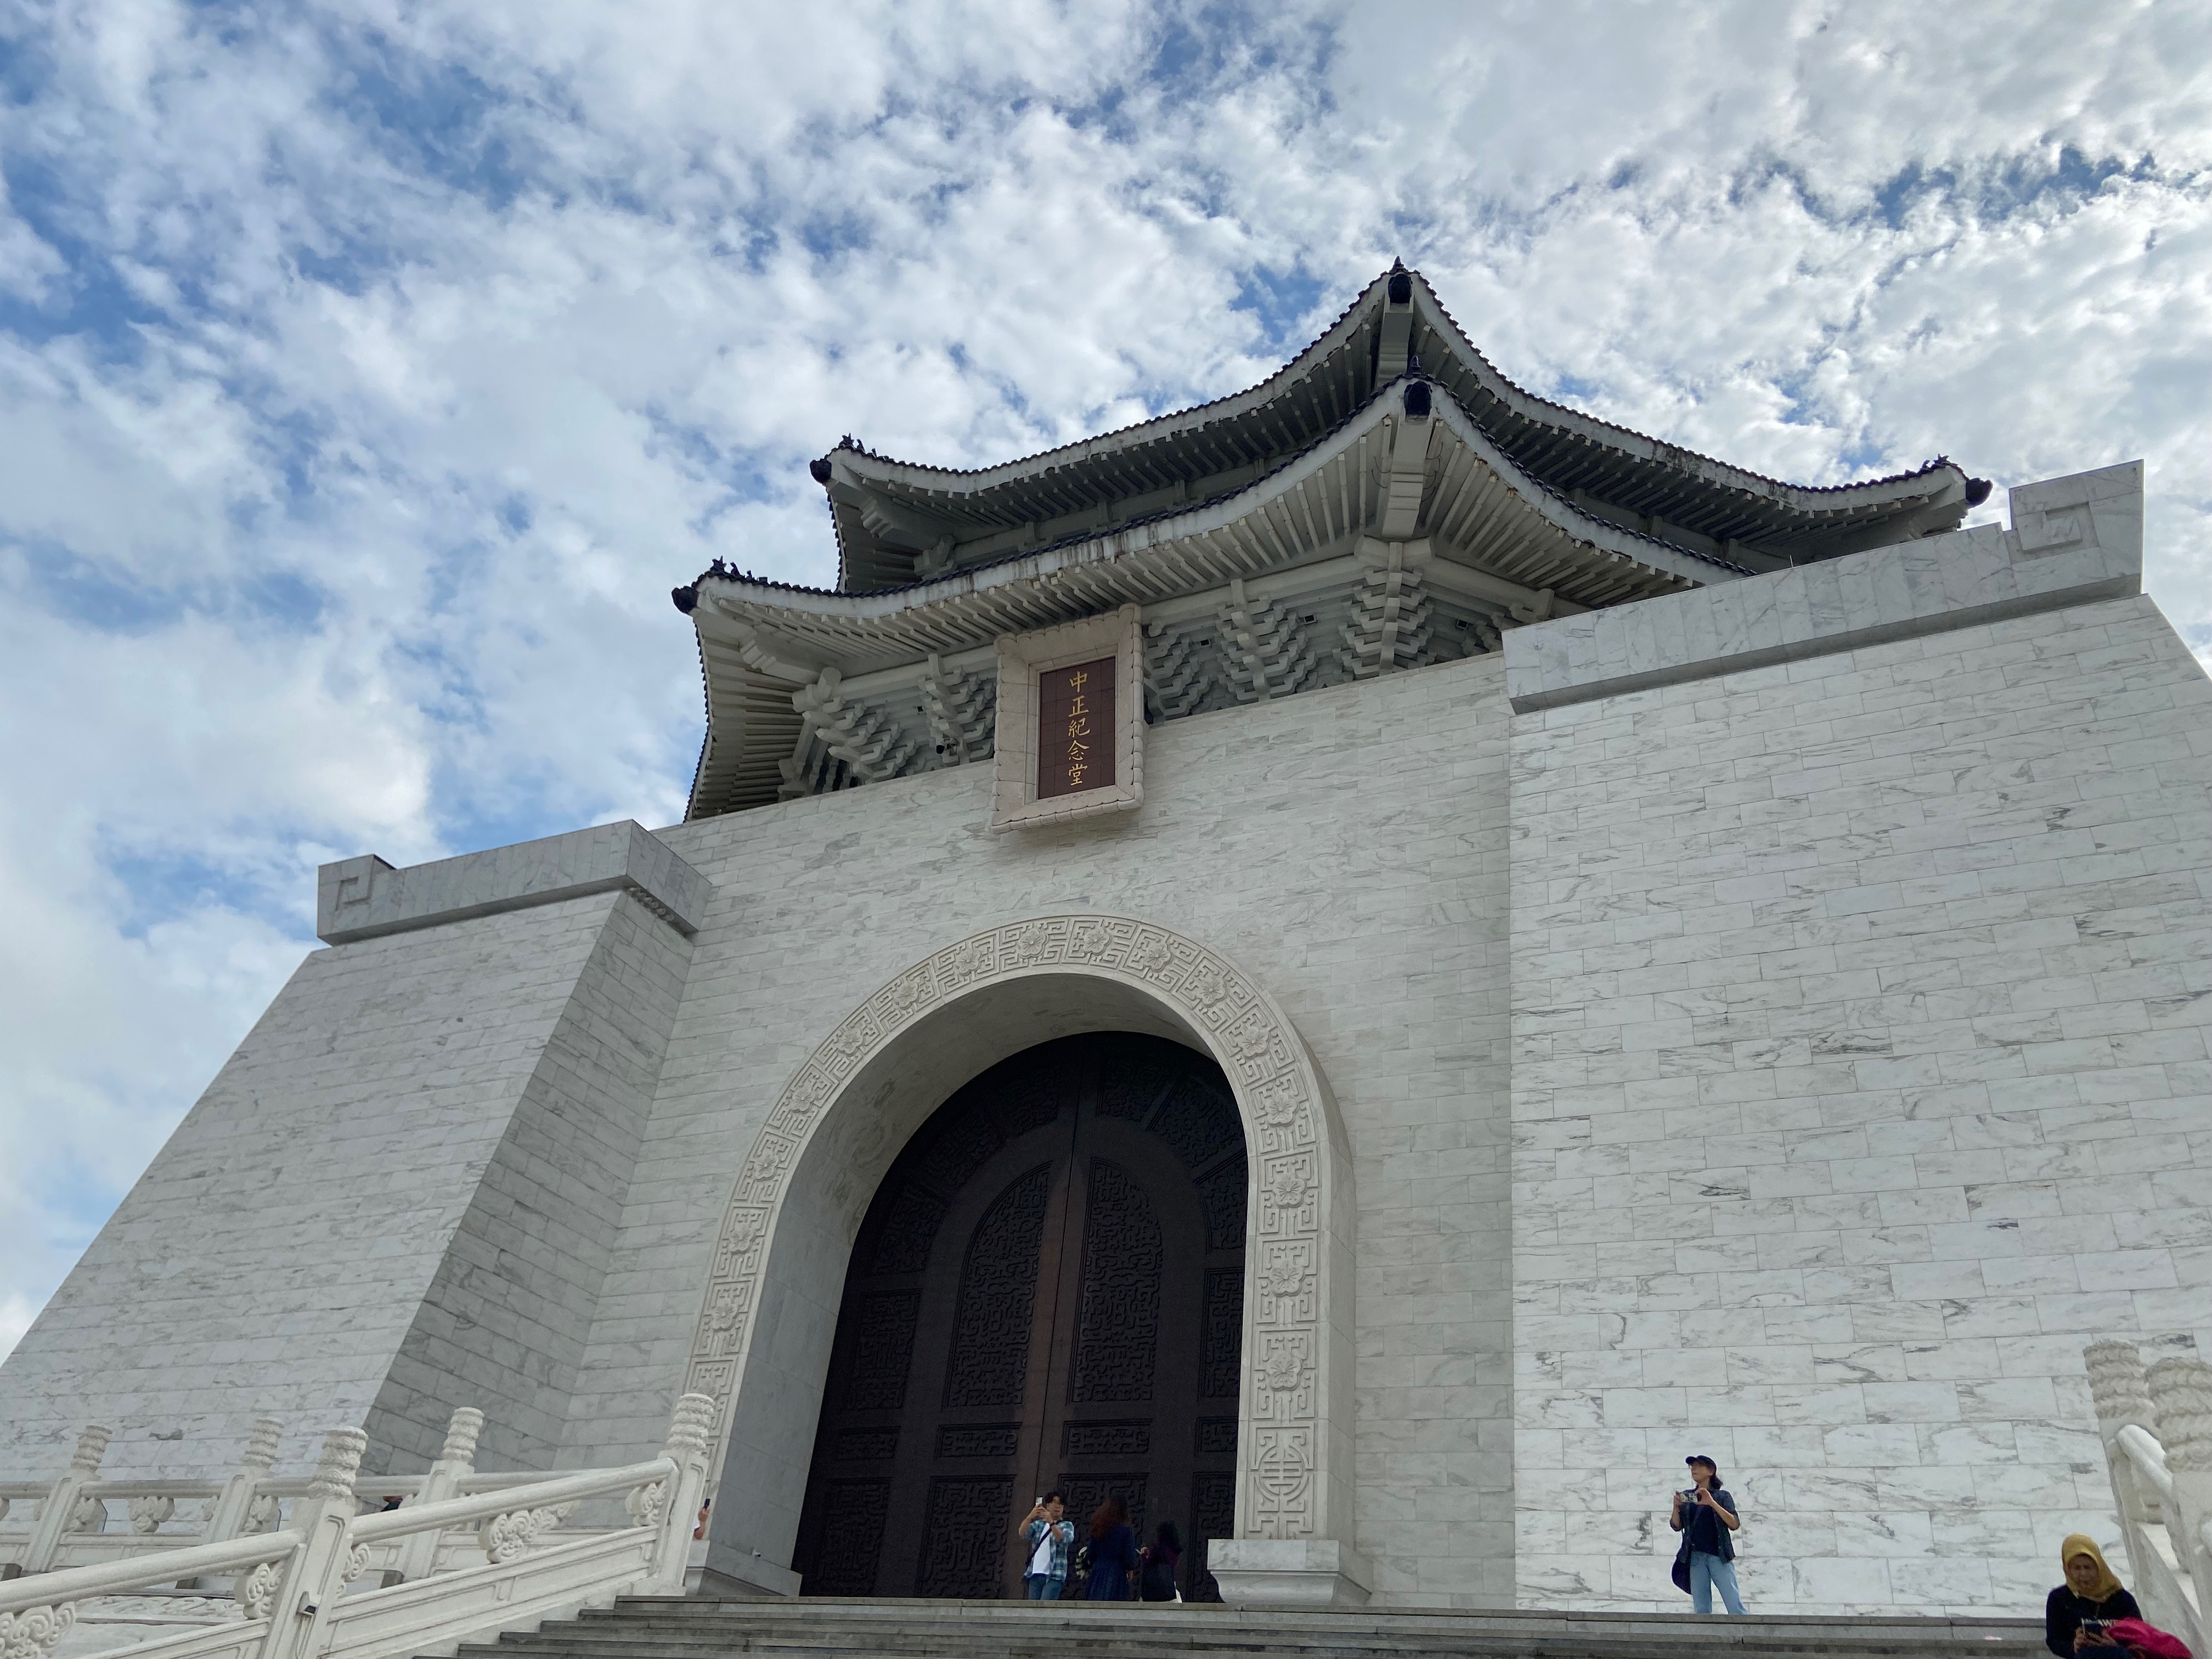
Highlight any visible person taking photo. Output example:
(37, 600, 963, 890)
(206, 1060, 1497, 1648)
(1669, 1454, 1744, 1615)
(1017, 1493, 1074, 1600)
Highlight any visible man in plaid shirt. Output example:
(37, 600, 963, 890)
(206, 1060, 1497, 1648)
(1018, 1492, 1074, 1599)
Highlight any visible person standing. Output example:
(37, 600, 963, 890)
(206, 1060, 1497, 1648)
(1138, 1520, 1182, 1602)
(1082, 1497, 1139, 1600)
(2045, 1536, 2140, 1656)
(1017, 1492, 1074, 1601)
(1669, 1454, 1744, 1616)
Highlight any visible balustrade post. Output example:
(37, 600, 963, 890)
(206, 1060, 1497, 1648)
(182, 1417, 285, 1590)
(21, 1425, 112, 1574)
(257, 1428, 369, 1659)
(204, 1418, 285, 1545)
(390, 1408, 483, 1585)
(2086, 1341, 2182, 1635)
(2147, 1356, 2212, 1644)
(640, 1395, 715, 1595)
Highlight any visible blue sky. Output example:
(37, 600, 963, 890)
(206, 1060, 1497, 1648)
(2, 0, 2209, 1355)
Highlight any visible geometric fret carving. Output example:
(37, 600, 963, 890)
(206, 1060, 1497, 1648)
(1199, 1162, 1247, 1251)
(1200, 1268, 1245, 1401)
(915, 1114, 1008, 1202)
(1065, 1421, 1151, 1458)
(944, 1165, 1052, 1409)
(916, 1477, 1014, 1598)
(871, 1186, 949, 1275)
(1189, 1471, 1238, 1601)
(1155, 1075, 1242, 1170)
(808, 1479, 892, 1594)
(840, 1291, 921, 1413)
(936, 1424, 1021, 1459)
(1071, 1160, 1162, 1404)
(832, 1427, 900, 1463)
(689, 914, 1343, 1542)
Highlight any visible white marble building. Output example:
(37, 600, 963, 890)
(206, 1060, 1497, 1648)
(3, 268, 2204, 1617)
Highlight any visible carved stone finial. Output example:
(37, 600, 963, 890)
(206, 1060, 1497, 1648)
(2147, 1356, 2212, 1473)
(69, 1424, 114, 1475)
(2086, 1340, 2154, 1423)
(306, 1427, 369, 1499)
(440, 1407, 485, 1465)
(242, 1418, 284, 1471)
(664, 1393, 716, 1458)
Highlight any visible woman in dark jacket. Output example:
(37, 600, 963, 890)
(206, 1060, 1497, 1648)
(1082, 1498, 1139, 1601)
(2046, 1536, 2140, 1657)
(1138, 1521, 1182, 1601)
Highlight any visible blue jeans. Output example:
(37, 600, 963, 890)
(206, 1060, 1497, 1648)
(1025, 1573, 1064, 1600)
(1690, 1551, 1745, 1615)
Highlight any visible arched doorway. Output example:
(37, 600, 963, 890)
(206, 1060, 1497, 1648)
(791, 1032, 1245, 1600)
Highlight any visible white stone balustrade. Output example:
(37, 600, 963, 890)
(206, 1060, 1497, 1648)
(0, 1395, 714, 1659)
(2087, 1340, 2212, 1658)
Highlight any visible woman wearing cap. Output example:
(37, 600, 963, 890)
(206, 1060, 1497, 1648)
(2046, 1536, 2138, 1656)
(1669, 1454, 1744, 1615)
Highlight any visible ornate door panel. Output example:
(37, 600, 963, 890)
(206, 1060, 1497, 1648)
(792, 1032, 1246, 1600)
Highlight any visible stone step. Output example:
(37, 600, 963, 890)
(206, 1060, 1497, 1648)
(449, 1598, 2048, 1659)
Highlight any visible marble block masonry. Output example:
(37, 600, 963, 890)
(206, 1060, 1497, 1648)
(3, 268, 2205, 1620)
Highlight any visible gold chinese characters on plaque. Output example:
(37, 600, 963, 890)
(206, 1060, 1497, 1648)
(1036, 656, 1115, 798)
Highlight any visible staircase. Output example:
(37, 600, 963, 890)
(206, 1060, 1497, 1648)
(460, 1595, 2050, 1659)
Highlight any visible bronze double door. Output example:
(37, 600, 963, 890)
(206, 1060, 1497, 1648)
(793, 1032, 1246, 1600)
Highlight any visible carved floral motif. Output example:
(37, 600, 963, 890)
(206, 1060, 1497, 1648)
(624, 1480, 667, 1531)
(683, 916, 1339, 1542)
(0, 1604, 77, 1659)
(478, 1502, 579, 1565)
(233, 1561, 282, 1620)
(1255, 1250, 1313, 1301)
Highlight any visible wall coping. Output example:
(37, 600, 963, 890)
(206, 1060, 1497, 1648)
(1503, 461, 2144, 714)
(317, 820, 712, 944)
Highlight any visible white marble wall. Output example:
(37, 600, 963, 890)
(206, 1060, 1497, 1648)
(1509, 591, 2212, 1615)
(561, 655, 1518, 1606)
(0, 888, 688, 1482)
(362, 888, 693, 1472)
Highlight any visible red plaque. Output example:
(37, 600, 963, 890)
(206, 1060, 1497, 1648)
(1037, 657, 1115, 798)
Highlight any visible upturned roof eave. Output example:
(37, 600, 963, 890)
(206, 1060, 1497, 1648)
(1402, 272, 1971, 516)
(689, 374, 1745, 651)
(817, 265, 1970, 526)
(821, 270, 1392, 497)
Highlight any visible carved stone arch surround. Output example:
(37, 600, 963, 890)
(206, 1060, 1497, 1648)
(682, 913, 1354, 1557)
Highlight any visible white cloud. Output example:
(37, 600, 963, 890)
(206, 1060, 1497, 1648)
(1, 0, 2208, 1359)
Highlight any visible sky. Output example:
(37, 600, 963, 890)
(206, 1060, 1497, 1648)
(2, 0, 2209, 1359)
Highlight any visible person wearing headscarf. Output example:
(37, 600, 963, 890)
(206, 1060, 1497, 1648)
(2046, 1536, 2140, 1657)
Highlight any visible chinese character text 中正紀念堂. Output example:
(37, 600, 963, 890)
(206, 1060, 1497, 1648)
(1036, 657, 1114, 799)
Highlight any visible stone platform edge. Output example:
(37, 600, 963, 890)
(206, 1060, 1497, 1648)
(317, 819, 712, 944)
(1504, 460, 2144, 714)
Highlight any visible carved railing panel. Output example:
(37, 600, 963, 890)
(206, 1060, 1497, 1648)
(0, 1395, 714, 1659)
